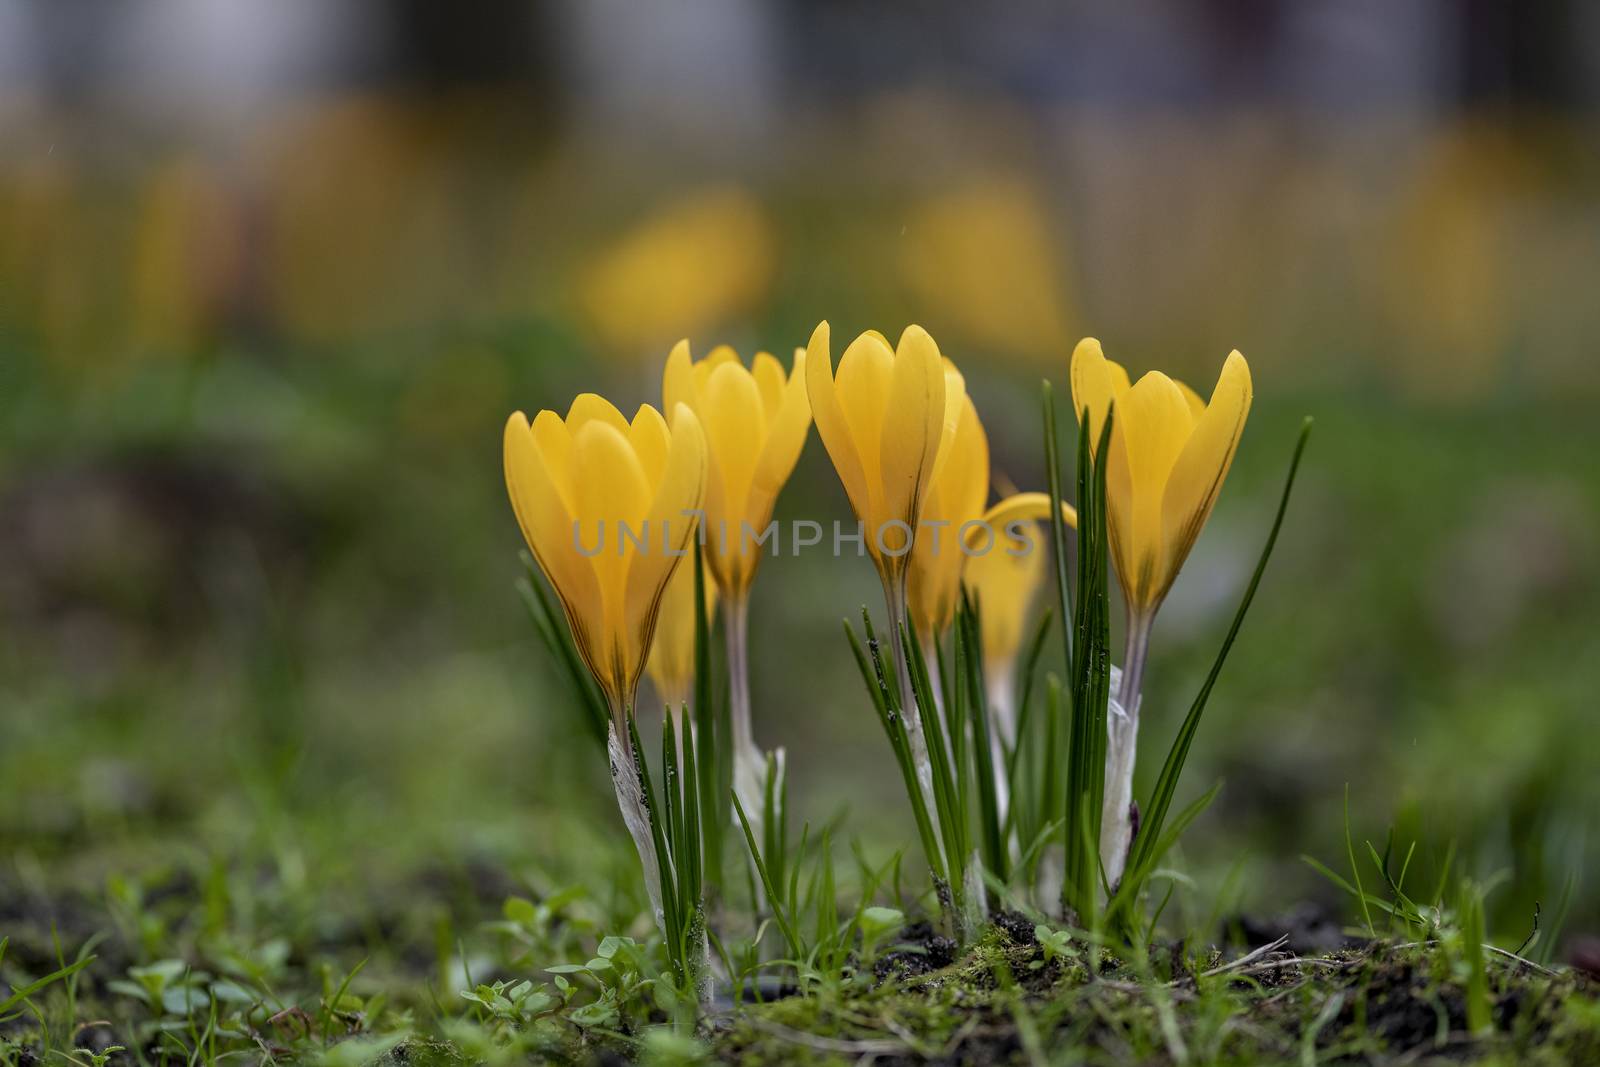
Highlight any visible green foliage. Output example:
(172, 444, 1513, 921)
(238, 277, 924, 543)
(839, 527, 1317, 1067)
(689, 541, 730, 896)
(1046, 384, 1115, 927)
(0, 939, 97, 1023)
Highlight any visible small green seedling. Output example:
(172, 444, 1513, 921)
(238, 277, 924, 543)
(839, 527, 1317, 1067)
(858, 906, 905, 964)
(1033, 925, 1076, 971)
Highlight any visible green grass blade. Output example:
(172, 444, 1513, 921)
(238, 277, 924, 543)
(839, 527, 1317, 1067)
(847, 617, 946, 886)
(516, 555, 607, 746)
(1041, 381, 1075, 677)
(689, 540, 723, 889)
(0, 954, 97, 1014)
(681, 709, 703, 908)
(904, 624, 965, 877)
(732, 793, 804, 959)
(960, 592, 1005, 885)
(1061, 399, 1113, 921)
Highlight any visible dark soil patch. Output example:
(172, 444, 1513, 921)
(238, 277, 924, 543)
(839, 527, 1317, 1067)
(1226, 901, 1365, 955)
(872, 920, 958, 983)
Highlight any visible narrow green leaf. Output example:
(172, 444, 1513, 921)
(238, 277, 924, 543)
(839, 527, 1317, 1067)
(0, 954, 97, 1014)
(517, 556, 607, 745)
(732, 793, 803, 959)
(689, 539, 723, 889)
(847, 617, 945, 886)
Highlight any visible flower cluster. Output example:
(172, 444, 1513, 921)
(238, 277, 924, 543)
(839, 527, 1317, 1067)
(501, 320, 1252, 954)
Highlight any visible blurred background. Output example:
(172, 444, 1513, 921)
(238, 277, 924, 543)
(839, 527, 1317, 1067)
(2, 1, 1597, 951)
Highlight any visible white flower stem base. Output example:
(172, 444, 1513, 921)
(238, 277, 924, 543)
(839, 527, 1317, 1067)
(986, 670, 1016, 826)
(885, 575, 941, 843)
(607, 720, 666, 935)
(1100, 617, 1150, 890)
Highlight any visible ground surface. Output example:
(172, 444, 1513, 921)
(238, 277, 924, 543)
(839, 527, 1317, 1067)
(5, 855, 1598, 1067)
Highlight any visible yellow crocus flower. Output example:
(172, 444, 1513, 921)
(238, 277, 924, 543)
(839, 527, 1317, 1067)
(504, 392, 707, 928)
(662, 342, 812, 598)
(660, 341, 811, 836)
(1068, 337, 1251, 887)
(1069, 338, 1252, 619)
(806, 319, 965, 833)
(805, 321, 963, 584)
(503, 394, 708, 719)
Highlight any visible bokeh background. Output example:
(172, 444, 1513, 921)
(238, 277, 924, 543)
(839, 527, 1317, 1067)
(3, 1, 1598, 950)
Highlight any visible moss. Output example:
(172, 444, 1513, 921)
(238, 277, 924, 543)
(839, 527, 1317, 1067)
(711, 928, 1600, 1067)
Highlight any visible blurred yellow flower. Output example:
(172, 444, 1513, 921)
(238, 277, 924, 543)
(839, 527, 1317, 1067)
(503, 395, 707, 716)
(579, 187, 775, 355)
(1070, 339, 1252, 617)
(900, 179, 1075, 362)
(662, 342, 812, 597)
(128, 157, 238, 356)
(1381, 126, 1517, 401)
(645, 550, 716, 712)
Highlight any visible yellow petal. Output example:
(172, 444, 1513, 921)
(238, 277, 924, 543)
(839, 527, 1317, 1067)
(504, 412, 604, 683)
(751, 351, 787, 418)
(963, 519, 1048, 669)
(945, 395, 989, 529)
(529, 409, 574, 513)
(662, 339, 695, 414)
(805, 321, 873, 524)
(1159, 350, 1251, 594)
(1175, 378, 1207, 421)
(929, 359, 969, 484)
(567, 392, 631, 438)
(968, 492, 1078, 550)
(833, 330, 895, 523)
(645, 549, 714, 709)
(1117, 371, 1196, 606)
(1068, 337, 1128, 449)
(629, 404, 671, 485)
(1068, 338, 1135, 591)
(702, 360, 766, 522)
(624, 404, 708, 690)
(878, 325, 945, 540)
(571, 419, 652, 692)
(748, 347, 812, 533)
(906, 394, 985, 636)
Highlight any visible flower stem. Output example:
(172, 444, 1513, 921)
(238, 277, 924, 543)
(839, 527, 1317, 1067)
(723, 594, 765, 826)
(885, 571, 941, 840)
(986, 669, 1015, 825)
(606, 715, 665, 934)
(1101, 613, 1152, 888)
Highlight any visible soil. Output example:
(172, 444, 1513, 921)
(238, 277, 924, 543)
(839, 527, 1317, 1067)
(6, 862, 1599, 1065)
